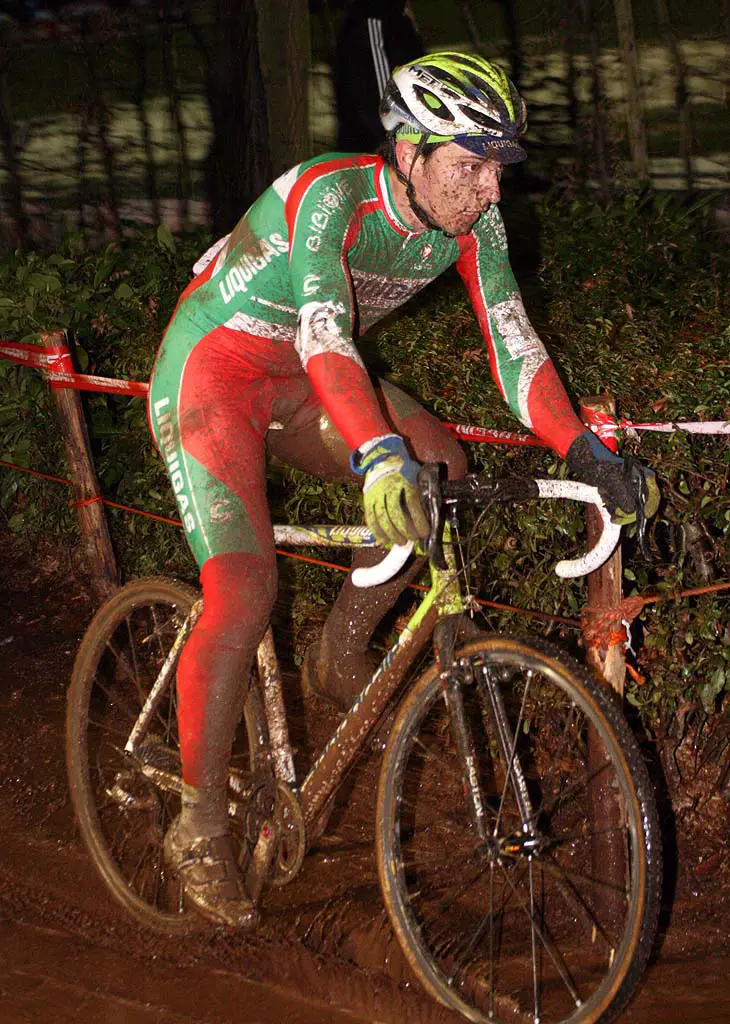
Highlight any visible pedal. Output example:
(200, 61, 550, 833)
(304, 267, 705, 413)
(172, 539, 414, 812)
(245, 818, 279, 902)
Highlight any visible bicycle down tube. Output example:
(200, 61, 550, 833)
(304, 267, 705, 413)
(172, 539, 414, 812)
(297, 542, 464, 835)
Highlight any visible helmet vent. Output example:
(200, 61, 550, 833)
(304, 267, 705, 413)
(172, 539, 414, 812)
(459, 103, 502, 131)
(413, 86, 454, 122)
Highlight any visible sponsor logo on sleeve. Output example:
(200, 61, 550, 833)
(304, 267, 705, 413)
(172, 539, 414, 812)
(302, 273, 320, 296)
(304, 180, 352, 253)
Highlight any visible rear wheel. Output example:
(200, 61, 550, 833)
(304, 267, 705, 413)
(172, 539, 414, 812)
(377, 636, 661, 1023)
(66, 577, 266, 932)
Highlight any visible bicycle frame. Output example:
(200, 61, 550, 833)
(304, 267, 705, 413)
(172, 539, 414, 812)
(122, 473, 620, 855)
(297, 550, 463, 835)
(123, 523, 467, 842)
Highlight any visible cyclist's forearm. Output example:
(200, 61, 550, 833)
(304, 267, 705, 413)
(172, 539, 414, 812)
(521, 360, 585, 457)
(306, 351, 391, 451)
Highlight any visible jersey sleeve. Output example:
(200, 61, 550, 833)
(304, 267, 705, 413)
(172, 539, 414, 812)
(456, 208, 585, 458)
(284, 159, 391, 452)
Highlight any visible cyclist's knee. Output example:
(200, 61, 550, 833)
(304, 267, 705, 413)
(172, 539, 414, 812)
(436, 437, 468, 480)
(376, 379, 467, 479)
(405, 423, 467, 480)
(199, 551, 276, 644)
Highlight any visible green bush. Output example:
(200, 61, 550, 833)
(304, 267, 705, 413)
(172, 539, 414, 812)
(0, 192, 728, 735)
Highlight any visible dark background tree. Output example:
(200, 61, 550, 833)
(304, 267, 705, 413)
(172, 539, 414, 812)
(203, 0, 270, 237)
(255, 0, 310, 180)
(0, 0, 727, 251)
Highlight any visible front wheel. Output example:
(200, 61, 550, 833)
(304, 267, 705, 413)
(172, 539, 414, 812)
(376, 636, 661, 1024)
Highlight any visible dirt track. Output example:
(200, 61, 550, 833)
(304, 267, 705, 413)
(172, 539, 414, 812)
(1, 527, 730, 1023)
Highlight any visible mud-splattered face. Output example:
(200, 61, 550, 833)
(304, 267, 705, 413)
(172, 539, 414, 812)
(401, 141, 503, 235)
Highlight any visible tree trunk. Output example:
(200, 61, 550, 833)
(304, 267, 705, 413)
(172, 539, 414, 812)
(720, 0, 724, 109)
(159, 2, 191, 230)
(205, 0, 271, 237)
(500, 0, 523, 92)
(0, 45, 29, 248)
(653, 0, 693, 190)
(131, 31, 161, 227)
(579, 0, 611, 200)
(255, 0, 310, 180)
(81, 18, 120, 239)
(563, 0, 587, 181)
(458, 1, 484, 50)
(612, 0, 650, 180)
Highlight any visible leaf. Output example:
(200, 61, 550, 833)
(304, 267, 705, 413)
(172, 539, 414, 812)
(699, 666, 726, 714)
(157, 224, 176, 254)
(114, 282, 134, 300)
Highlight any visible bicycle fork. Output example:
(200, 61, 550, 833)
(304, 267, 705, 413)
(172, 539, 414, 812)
(442, 649, 538, 847)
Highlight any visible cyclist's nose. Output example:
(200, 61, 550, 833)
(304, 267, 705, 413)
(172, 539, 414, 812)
(479, 164, 502, 205)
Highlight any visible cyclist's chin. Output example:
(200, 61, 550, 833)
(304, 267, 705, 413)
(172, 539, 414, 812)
(440, 209, 485, 235)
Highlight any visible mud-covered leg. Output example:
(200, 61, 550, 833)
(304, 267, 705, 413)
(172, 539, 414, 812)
(269, 376, 468, 711)
(150, 334, 281, 928)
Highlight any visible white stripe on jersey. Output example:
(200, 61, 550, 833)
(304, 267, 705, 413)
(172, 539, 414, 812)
(272, 165, 302, 202)
(192, 234, 230, 277)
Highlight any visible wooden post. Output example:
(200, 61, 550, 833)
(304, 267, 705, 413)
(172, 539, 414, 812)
(44, 331, 119, 602)
(580, 395, 625, 696)
(581, 395, 626, 931)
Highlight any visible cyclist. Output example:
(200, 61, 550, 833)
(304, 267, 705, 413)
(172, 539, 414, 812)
(148, 51, 658, 928)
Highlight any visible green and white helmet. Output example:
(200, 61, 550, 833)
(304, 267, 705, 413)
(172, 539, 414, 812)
(379, 51, 528, 164)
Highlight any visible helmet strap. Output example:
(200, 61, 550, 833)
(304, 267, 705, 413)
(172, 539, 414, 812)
(393, 134, 453, 236)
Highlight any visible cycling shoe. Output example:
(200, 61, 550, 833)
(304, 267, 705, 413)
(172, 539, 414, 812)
(164, 816, 259, 929)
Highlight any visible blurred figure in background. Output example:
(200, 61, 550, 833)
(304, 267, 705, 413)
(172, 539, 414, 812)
(333, 0, 424, 153)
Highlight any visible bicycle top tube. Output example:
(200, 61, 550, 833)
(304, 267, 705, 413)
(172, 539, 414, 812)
(272, 524, 375, 548)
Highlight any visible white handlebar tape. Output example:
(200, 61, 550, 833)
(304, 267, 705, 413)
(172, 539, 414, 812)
(535, 480, 621, 578)
(351, 542, 414, 588)
(344, 481, 620, 588)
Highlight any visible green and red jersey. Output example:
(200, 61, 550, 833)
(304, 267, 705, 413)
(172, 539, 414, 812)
(173, 152, 584, 457)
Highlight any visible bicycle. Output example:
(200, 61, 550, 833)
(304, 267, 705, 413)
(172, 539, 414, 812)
(66, 467, 661, 1024)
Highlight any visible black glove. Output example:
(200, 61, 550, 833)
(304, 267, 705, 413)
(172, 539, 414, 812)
(566, 430, 660, 526)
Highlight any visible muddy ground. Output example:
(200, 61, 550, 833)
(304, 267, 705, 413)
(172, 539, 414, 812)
(1, 525, 729, 1023)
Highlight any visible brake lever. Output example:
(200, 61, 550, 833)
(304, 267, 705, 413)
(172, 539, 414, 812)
(419, 464, 447, 570)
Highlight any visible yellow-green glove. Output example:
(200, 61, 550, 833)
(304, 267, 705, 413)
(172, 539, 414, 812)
(351, 434, 430, 547)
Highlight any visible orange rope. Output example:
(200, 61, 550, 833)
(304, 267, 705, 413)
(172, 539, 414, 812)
(582, 583, 730, 649)
(70, 495, 104, 507)
(1, 457, 580, 627)
(5, 456, 728, 633)
(0, 459, 71, 486)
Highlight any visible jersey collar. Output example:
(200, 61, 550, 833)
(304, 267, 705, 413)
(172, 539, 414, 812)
(376, 161, 416, 236)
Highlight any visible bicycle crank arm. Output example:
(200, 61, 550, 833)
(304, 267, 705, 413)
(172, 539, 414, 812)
(245, 818, 279, 902)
